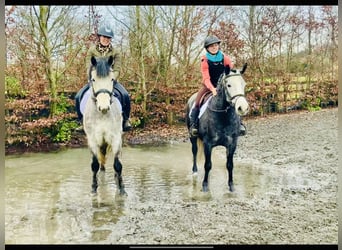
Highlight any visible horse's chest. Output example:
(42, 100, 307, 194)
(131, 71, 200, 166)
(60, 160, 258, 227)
(203, 123, 236, 146)
(208, 131, 232, 145)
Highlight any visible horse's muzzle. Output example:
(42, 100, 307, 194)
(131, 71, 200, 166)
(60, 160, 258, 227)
(100, 107, 110, 114)
(234, 96, 249, 116)
(96, 93, 112, 114)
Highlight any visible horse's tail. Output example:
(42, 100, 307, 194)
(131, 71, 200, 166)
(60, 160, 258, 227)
(197, 138, 204, 160)
(98, 144, 111, 166)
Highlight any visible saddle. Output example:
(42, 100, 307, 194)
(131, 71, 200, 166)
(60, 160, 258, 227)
(189, 91, 213, 120)
(79, 86, 122, 116)
(198, 91, 213, 108)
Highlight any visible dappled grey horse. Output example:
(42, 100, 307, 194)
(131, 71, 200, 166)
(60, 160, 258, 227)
(186, 64, 249, 192)
(83, 56, 126, 195)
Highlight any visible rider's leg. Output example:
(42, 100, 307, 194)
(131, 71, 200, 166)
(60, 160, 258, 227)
(189, 106, 200, 137)
(75, 83, 90, 132)
(114, 82, 132, 131)
(189, 87, 208, 137)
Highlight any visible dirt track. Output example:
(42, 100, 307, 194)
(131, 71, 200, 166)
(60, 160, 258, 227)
(109, 108, 338, 244)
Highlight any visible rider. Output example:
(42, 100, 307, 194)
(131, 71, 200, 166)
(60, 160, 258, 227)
(189, 35, 247, 137)
(75, 24, 132, 132)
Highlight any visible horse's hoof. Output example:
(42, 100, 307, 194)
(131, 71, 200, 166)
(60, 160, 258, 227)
(202, 186, 209, 192)
(229, 184, 235, 192)
(92, 184, 98, 194)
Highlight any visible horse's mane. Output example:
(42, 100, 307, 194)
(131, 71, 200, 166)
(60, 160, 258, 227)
(217, 74, 225, 88)
(88, 57, 112, 80)
(217, 66, 231, 88)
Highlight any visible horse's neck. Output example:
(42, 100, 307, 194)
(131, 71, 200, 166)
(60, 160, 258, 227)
(210, 89, 227, 110)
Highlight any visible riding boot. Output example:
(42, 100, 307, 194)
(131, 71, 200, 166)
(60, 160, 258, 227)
(189, 106, 200, 137)
(114, 82, 132, 132)
(122, 98, 132, 132)
(121, 102, 132, 132)
(239, 122, 247, 136)
(123, 118, 132, 132)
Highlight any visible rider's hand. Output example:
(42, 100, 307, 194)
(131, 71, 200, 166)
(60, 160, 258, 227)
(212, 88, 217, 96)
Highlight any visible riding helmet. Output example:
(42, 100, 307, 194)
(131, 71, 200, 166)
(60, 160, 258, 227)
(97, 25, 114, 38)
(204, 35, 221, 48)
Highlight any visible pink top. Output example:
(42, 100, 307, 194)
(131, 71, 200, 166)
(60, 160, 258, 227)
(200, 54, 234, 91)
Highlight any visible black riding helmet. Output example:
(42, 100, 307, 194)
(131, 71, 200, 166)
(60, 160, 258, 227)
(204, 35, 221, 49)
(97, 25, 114, 38)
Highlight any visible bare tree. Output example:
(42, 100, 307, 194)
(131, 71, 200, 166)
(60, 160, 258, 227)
(303, 6, 325, 85)
(321, 5, 338, 81)
(286, 8, 305, 74)
(6, 6, 91, 117)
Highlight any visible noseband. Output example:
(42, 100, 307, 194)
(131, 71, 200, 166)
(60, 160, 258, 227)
(93, 88, 112, 98)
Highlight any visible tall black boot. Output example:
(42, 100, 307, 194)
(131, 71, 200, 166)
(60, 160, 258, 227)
(189, 106, 200, 137)
(122, 113, 132, 132)
(122, 94, 132, 132)
(114, 82, 132, 132)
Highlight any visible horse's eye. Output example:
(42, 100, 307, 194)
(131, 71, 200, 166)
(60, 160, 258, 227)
(227, 84, 231, 88)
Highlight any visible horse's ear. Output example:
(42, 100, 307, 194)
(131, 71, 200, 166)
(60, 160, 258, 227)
(108, 56, 114, 66)
(224, 66, 230, 75)
(240, 63, 247, 74)
(91, 56, 97, 67)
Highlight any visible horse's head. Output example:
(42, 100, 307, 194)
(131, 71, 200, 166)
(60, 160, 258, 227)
(218, 63, 249, 116)
(89, 56, 115, 114)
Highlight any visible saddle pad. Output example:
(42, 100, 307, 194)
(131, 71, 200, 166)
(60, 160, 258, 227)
(189, 96, 212, 119)
(80, 88, 122, 115)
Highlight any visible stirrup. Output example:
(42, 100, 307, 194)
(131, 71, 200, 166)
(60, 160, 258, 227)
(123, 120, 132, 132)
(190, 125, 198, 137)
(239, 124, 246, 136)
(75, 125, 84, 132)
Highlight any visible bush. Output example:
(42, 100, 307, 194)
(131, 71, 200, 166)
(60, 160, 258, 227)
(52, 119, 79, 143)
(5, 76, 27, 98)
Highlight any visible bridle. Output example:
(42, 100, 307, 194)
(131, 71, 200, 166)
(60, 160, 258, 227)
(90, 79, 114, 104)
(93, 87, 112, 98)
(89, 66, 114, 103)
(208, 73, 246, 113)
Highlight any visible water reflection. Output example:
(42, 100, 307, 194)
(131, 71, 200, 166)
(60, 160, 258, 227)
(5, 143, 280, 244)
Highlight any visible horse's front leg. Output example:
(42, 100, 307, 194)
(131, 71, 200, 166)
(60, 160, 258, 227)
(91, 154, 100, 193)
(113, 156, 126, 195)
(190, 137, 198, 173)
(202, 143, 212, 192)
(226, 144, 237, 192)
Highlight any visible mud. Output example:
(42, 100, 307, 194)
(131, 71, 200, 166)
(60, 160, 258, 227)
(5, 108, 338, 245)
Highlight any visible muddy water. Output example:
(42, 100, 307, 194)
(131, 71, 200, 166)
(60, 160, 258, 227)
(6, 144, 273, 244)
(5, 108, 338, 245)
